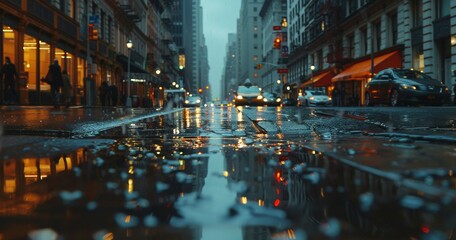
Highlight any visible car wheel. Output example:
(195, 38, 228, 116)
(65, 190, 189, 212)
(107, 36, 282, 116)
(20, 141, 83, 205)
(390, 89, 399, 106)
(365, 93, 373, 106)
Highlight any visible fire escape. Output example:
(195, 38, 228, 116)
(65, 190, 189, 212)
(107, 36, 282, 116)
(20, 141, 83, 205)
(323, 1, 352, 70)
(117, 0, 141, 22)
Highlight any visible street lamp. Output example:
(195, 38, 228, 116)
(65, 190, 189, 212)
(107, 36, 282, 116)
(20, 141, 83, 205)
(310, 65, 315, 88)
(126, 40, 133, 107)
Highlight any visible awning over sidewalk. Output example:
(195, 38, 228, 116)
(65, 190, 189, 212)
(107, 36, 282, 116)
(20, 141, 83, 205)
(332, 51, 402, 82)
(300, 70, 334, 88)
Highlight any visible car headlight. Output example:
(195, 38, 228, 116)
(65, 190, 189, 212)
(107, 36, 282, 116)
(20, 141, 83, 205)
(400, 83, 417, 90)
(276, 98, 281, 102)
(257, 95, 263, 100)
(196, 99, 201, 103)
(328, 97, 332, 101)
(309, 96, 315, 100)
(236, 95, 243, 100)
(185, 100, 189, 104)
(263, 98, 268, 102)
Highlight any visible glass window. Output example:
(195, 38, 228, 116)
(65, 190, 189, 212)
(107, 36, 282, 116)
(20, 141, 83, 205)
(412, 0, 423, 27)
(3, 26, 16, 64)
(40, 41, 51, 91)
(389, 11, 398, 46)
(23, 34, 38, 91)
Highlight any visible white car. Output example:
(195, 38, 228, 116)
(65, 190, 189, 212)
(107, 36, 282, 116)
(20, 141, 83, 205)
(298, 90, 332, 106)
(184, 96, 202, 107)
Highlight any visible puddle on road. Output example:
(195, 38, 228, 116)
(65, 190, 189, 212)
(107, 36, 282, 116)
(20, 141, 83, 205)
(1, 108, 456, 240)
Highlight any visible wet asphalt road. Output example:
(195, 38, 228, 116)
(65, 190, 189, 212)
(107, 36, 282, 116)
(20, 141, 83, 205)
(0, 105, 456, 240)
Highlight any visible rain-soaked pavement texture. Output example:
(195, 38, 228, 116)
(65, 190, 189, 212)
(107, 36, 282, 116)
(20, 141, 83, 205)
(1, 106, 456, 239)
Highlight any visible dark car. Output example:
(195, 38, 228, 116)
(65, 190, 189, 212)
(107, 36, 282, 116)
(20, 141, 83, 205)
(365, 68, 451, 106)
(262, 92, 281, 106)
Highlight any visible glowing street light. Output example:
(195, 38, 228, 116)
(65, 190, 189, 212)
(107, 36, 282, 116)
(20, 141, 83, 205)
(126, 40, 133, 107)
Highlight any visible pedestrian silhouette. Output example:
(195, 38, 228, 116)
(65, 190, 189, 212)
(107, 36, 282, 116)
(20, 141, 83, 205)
(98, 81, 109, 106)
(44, 59, 63, 108)
(1, 56, 19, 104)
(62, 70, 72, 108)
(110, 84, 118, 106)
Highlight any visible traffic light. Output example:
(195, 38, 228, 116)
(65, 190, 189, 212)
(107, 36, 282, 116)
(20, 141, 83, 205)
(255, 63, 262, 69)
(273, 37, 281, 49)
(198, 88, 203, 94)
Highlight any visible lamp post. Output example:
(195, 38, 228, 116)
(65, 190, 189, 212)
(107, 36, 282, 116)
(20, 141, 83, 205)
(126, 40, 133, 107)
(310, 65, 315, 88)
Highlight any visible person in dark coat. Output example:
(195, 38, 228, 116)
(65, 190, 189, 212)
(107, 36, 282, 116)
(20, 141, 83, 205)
(47, 59, 63, 108)
(109, 84, 118, 106)
(1, 56, 19, 104)
(98, 81, 109, 106)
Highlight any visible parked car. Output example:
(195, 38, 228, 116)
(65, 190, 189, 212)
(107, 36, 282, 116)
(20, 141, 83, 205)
(365, 68, 451, 106)
(281, 98, 298, 106)
(298, 90, 332, 106)
(262, 92, 281, 106)
(233, 81, 263, 106)
(184, 96, 202, 107)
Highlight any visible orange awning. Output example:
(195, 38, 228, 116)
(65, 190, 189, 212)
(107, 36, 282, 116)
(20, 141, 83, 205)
(301, 71, 334, 88)
(332, 51, 402, 82)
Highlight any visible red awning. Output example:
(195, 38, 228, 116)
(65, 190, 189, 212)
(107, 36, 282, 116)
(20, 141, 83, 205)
(301, 71, 334, 88)
(332, 51, 402, 82)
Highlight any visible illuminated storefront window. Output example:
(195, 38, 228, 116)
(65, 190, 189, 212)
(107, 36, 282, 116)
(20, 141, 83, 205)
(23, 34, 38, 91)
(3, 26, 16, 64)
(55, 47, 74, 79)
(40, 41, 51, 91)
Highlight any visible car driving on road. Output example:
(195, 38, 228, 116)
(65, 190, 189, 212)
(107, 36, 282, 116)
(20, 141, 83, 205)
(297, 90, 332, 106)
(233, 79, 263, 106)
(365, 68, 451, 106)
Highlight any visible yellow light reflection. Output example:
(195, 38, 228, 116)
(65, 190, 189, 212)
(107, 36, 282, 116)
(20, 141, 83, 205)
(128, 166, 134, 174)
(258, 199, 264, 206)
(101, 232, 114, 240)
(128, 179, 134, 193)
(223, 171, 229, 177)
(287, 229, 296, 239)
(241, 196, 248, 204)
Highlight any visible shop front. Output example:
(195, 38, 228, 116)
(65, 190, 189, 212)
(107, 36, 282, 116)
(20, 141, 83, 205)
(332, 50, 402, 106)
(1, 4, 83, 106)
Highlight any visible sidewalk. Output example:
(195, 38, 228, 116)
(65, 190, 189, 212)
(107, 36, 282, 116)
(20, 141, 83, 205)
(0, 105, 176, 137)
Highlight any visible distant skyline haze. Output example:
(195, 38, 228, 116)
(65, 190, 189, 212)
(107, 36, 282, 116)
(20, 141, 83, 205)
(201, 0, 241, 101)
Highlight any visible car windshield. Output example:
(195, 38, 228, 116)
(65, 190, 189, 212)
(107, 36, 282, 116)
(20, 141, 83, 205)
(237, 85, 261, 94)
(263, 92, 277, 98)
(392, 69, 434, 81)
(188, 96, 200, 101)
(307, 91, 326, 96)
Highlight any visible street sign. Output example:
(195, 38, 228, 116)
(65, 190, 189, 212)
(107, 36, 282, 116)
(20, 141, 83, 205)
(89, 15, 99, 24)
(273, 26, 282, 31)
(277, 68, 288, 74)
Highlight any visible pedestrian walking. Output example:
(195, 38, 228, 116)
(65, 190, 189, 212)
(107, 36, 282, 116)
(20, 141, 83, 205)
(43, 59, 63, 108)
(1, 56, 19, 104)
(98, 81, 109, 106)
(332, 86, 339, 106)
(109, 84, 118, 106)
(62, 70, 72, 108)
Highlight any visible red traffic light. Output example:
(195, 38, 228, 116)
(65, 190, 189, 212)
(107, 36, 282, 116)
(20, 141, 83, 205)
(273, 37, 281, 49)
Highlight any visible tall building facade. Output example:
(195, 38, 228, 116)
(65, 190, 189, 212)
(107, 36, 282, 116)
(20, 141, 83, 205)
(222, 33, 238, 101)
(287, 0, 456, 106)
(238, 0, 265, 85)
(0, 0, 189, 107)
(171, 0, 208, 95)
(259, 0, 288, 94)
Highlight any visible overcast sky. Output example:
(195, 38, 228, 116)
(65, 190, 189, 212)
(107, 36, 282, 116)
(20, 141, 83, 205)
(201, 0, 241, 101)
